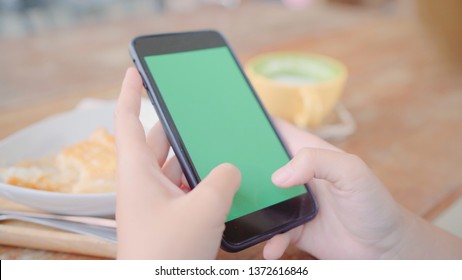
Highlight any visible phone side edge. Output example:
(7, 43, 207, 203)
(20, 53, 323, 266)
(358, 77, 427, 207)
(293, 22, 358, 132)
(129, 39, 201, 188)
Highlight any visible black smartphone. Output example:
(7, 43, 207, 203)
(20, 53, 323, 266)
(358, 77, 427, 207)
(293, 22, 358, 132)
(129, 30, 318, 252)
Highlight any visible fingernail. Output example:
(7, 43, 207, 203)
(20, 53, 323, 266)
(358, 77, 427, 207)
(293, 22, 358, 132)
(272, 165, 292, 185)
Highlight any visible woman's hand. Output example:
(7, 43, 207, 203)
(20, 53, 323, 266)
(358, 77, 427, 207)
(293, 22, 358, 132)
(266, 119, 462, 259)
(115, 68, 241, 259)
(266, 119, 405, 259)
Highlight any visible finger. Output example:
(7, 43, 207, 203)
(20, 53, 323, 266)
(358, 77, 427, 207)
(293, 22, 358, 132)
(181, 174, 190, 190)
(263, 234, 291, 260)
(146, 122, 170, 166)
(179, 183, 191, 193)
(189, 163, 241, 218)
(272, 117, 343, 153)
(162, 156, 191, 192)
(162, 155, 183, 186)
(180, 174, 191, 193)
(272, 148, 373, 192)
(115, 69, 173, 207)
(263, 226, 304, 260)
(114, 67, 147, 160)
(162, 156, 191, 193)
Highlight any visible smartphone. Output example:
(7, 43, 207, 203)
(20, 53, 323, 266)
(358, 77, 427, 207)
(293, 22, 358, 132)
(129, 30, 318, 252)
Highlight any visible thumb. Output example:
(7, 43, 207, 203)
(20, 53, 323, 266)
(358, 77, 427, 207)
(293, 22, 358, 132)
(272, 148, 371, 192)
(189, 163, 241, 218)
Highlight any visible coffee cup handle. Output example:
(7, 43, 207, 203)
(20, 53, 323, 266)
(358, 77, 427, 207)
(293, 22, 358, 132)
(294, 88, 324, 128)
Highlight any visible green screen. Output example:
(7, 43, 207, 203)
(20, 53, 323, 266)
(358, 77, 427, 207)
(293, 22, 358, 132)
(145, 47, 306, 221)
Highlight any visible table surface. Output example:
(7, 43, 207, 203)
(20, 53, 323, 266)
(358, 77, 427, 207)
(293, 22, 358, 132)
(1, 1, 461, 260)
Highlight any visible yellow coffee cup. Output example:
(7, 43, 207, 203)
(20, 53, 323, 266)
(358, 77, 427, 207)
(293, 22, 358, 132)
(246, 52, 347, 128)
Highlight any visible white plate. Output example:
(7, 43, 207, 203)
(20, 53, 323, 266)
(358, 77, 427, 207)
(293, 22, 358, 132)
(0, 99, 158, 216)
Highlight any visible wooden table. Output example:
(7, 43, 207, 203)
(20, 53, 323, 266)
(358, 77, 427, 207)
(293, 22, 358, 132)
(1, 1, 461, 259)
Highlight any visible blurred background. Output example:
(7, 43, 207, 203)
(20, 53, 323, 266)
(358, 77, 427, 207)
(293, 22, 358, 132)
(0, 0, 461, 259)
(1, 0, 461, 114)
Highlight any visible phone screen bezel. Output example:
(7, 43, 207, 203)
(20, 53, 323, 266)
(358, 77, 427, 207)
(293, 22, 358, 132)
(129, 30, 318, 252)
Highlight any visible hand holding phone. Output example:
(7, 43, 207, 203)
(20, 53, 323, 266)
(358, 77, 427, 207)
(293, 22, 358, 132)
(116, 60, 462, 260)
(115, 68, 243, 259)
(129, 30, 318, 252)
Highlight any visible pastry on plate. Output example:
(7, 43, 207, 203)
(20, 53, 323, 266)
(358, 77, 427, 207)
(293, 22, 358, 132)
(1, 129, 116, 193)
